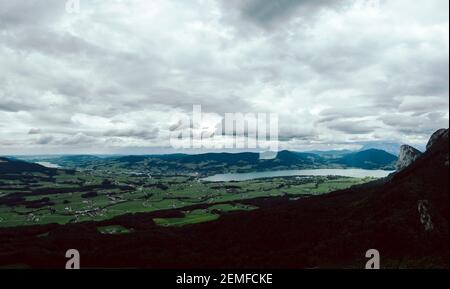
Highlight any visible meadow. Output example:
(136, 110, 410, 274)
(0, 169, 374, 229)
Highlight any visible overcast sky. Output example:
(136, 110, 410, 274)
(0, 0, 448, 155)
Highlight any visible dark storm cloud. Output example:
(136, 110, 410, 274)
(35, 135, 54, 145)
(379, 111, 449, 135)
(103, 129, 159, 140)
(2, 27, 102, 58)
(53, 133, 98, 146)
(0, 0, 63, 28)
(28, 128, 41, 135)
(223, 0, 341, 28)
(327, 120, 378, 135)
(0, 101, 29, 112)
(399, 97, 449, 115)
(317, 106, 381, 124)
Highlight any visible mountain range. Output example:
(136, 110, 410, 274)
(11, 148, 398, 176)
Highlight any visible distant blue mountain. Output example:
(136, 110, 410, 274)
(305, 149, 354, 159)
(11, 148, 398, 176)
(358, 142, 408, 156)
(334, 149, 397, 170)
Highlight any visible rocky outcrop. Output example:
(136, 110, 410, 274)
(396, 145, 422, 171)
(426, 129, 449, 151)
(426, 128, 449, 167)
(417, 200, 434, 231)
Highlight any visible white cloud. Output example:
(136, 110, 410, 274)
(0, 0, 448, 154)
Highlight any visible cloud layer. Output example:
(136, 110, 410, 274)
(0, 0, 448, 154)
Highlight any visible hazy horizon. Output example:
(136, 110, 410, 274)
(3, 141, 424, 157)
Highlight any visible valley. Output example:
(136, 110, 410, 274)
(0, 148, 394, 228)
(0, 162, 373, 228)
(0, 129, 447, 269)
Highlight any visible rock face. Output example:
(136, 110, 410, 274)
(426, 129, 449, 151)
(417, 200, 434, 231)
(425, 128, 449, 167)
(396, 145, 422, 171)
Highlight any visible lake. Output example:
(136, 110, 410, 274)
(202, 169, 394, 182)
(36, 162, 61, 169)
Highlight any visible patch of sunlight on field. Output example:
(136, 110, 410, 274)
(153, 203, 258, 227)
(97, 225, 132, 234)
(208, 203, 258, 212)
(153, 209, 219, 227)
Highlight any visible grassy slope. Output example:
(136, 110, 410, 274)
(0, 166, 369, 227)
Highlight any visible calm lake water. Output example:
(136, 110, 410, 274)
(36, 162, 61, 169)
(202, 169, 394, 182)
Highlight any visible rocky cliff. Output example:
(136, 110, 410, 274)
(426, 128, 449, 151)
(396, 145, 422, 171)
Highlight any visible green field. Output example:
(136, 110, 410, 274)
(154, 209, 220, 227)
(0, 169, 375, 228)
(153, 203, 258, 227)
